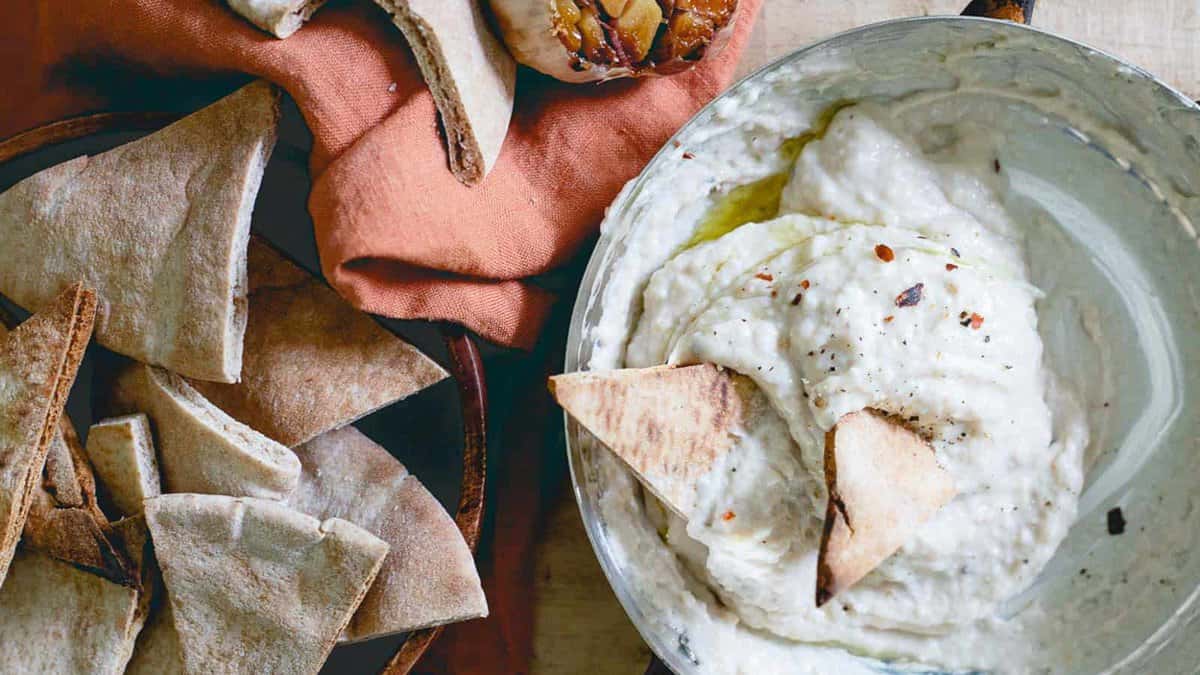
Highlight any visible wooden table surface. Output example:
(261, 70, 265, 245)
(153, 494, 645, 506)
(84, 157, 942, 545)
(530, 3, 1199, 673)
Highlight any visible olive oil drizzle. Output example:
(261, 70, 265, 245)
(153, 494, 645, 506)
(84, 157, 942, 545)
(683, 101, 855, 250)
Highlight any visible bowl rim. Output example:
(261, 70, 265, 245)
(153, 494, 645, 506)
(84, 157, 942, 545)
(563, 14, 1200, 673)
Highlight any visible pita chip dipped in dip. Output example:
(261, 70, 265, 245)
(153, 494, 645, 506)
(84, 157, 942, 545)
(490, 0, 740, 83)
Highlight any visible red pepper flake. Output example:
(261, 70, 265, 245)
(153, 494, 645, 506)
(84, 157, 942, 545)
(755, 272, 774, 282)
(874, 244, 895, 262)
(722, 510, 736, 522)
(960, 311, 984, 329)
(800, 280, 810, 290)
(883, 315, 895, 323)
(791, 293, 803, 306)
(945, 263, 958, 272)
(682, 151, 695, 160)
(770, 290, 778, 298)
(895, 283, 924, 308)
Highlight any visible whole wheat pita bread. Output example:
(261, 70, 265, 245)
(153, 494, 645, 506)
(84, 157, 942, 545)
(226, 0, 327, 38)
(549, 364, 765, 516)
(373, 0, 515, 185)
(86, 414, 162, 518)
(0, 283, 95, 586)
(108, 362, 300, 500)
(0, 549, 146, 675)
(816, 409, 957, 607)
(21, 419, 138, 587)
(291, 426, 486, 641)
(0, 81, 279, 383)
(187, 238, 448, 448)
(144, 494, 388, 674)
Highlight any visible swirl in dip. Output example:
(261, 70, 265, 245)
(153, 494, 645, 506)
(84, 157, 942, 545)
(617, 103, 1089, 672)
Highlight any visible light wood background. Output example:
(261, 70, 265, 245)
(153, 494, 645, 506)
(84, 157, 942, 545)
(531, 2, 1199, 673)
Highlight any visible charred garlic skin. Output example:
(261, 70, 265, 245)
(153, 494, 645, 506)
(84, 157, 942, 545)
(489, 0, 739, 83)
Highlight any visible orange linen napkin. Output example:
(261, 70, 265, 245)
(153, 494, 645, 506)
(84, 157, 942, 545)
(2, 0, 762, 349)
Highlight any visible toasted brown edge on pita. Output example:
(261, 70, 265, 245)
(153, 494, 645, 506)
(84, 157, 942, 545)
(0, 284, 96, 581)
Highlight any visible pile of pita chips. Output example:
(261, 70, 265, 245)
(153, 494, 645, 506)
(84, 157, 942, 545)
(226, 0, 327, 38)
(21, 420, 137, 586)
(549, 364, 765, 516)
(144, 494, 388, 673)
(0, 283, 95, 585)
(0, 81, 279, 383)
(0, 314, 131, 584)
(291, 426, 487, 641)
(373, 0, 516, 185)
(816, 409, 956, 606)
(0, 78, 484, 673)
(0, 314, 128, 584)
(108, 362, 301, 501)
(187, 237, 448, 448)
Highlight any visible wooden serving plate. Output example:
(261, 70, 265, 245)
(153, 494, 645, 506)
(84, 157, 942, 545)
(0, 110, 487, 675)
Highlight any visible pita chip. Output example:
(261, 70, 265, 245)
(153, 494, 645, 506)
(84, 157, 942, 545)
(22, 419, 138, 587)
(0, 283, 95, 585)
(108, 363, 300, 501)
(144, 494, 388, 674)
(188, 238, 448, 448)
(291, 426, 486, 641)
(549, 364, 765, 516)
(0, 81, 279, 382)
(4, 310, 139, 586)
(815, 409, 957, 607)
(86, 414, 162, 518)
(226, 0, 327, 38)
(373, 0, 515, 185)
(125, 601, 185, 675)
(0, 549, 147, 675)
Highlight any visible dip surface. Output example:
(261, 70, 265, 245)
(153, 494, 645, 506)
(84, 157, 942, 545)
(626, 104, 1086, 667)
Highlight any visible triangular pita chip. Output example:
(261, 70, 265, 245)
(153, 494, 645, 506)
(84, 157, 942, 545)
(226, 0, 327, 38)
(372, 0, 515, 184)
(86, 414, 162, 519)
(188, 237, 448, 448)
(290, 426, 486, 641)
(22, 419, 137, 587)
(144, 494, 388, 674)
(0, 549, 146, 675)
(816, 409, 957, 607)
(108, 363, 300, 500)
(549, 364, 764, 516)
(0, 81, 279, 382)
(0, 283, 95, 585)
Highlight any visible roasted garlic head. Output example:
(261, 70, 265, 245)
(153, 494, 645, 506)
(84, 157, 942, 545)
(490, 0, 739, 83)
